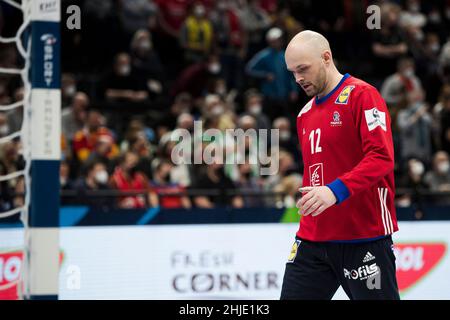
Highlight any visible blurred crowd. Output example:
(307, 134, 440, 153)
(1, 0, 450, 210)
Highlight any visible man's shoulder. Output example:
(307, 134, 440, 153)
(346, 76, 379, 94)
(297, 98, 314, 118)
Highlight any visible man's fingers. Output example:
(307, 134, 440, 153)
(303, 201, 321, 216)
(299, 187, 313, 193)
(301, 197, 318, 216)
(299, 189, 315, 207)
(311, 205, 327, 217)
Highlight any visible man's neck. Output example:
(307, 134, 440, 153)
(317, 70, 344, 100)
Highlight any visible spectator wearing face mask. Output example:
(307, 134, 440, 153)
(61, 73, 77, 107)
(397, 88, 433, 165)
(0, 112, 10, 138)
(110, 151, 157, 208)
(180, 2, 214, 64)
(130, 29, 166, 99)
(74, 161, 111, 208)
(424, 151, 450, 194)
(150, 159, 191, 209)
(171, 54, 223, 98)
(371, 3, 408, 78)
(103, 52, 149, 103)
(242, 89, 270, 131)
(396, 158, 428, 208)
(381, 57, 423, 108)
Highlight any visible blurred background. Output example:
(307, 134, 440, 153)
(1, 0, 450, 299)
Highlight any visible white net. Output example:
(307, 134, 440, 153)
(0, 0, 32, 299)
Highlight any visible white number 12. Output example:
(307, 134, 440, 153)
(309, 129, 322, 154)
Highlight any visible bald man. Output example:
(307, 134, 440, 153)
(281, 31, 400, 300)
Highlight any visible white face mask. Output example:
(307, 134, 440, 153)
(211, 105, 224, 116)
(0, 125, 9, 136)
(208, 63, 221, 74)
(64, 85, 76, 97)
(119, 65, 131, 76)
(95, 170, 109, 184)
(437, 161, 450, 174)
(280, 131, 291, 141)
(430, 43, 440, 53)
(411, 162, 425, 176)
(138, 40, 151, 51)
(249, 104, 262, 115)
(403, 68, 414, 78)
(60, 177, 67, 187)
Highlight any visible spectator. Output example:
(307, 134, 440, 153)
(0, 112, 10, 138)
(235, 162, 264, 207)
(397, 158, 428, 208)
(246, 27, 298, 118)
(110, 151, 157, 208)
(120, 0, 158, 37)
(61, 73, 77, 107)
(150, 159, 191, 208)
(424, 151, 450, 194)
(130, 29, 166, 99)
(6, 87, 24, 134)
(210, 0, 246, 89)
(103, 53, 149, 103)
(397, 89, 433, 165)
(61, 92, 89, 142)
(237, 0, 271, 60)
(381, 57, 423, 108)
(180, 2, 214, 64)
(72, 110, 119, 163)
(242, 89, 270, 131)
(73, 161, 111, 208)
(437, 85, 450, 153)
(60, 160, 75, 191)
(85, 133, 118, 175)
(191, 160, 243, 208)
(371, 3, 408, 78)
(171, 54, 223, 98)
(431, 84, 450, 150)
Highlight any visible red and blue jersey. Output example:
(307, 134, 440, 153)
(296, 74, 398, 242)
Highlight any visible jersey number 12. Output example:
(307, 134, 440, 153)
(309, 129, 322, 154)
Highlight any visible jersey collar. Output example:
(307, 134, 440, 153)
(315, 73, 350, 105)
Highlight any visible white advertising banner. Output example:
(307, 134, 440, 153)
(0, 221, 449, 299)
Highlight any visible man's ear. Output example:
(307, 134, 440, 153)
(322, 51, 332, 66)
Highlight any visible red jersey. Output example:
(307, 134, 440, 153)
(296, 74, 398, 242)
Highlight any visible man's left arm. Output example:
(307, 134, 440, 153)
(327, 87, 395, 204)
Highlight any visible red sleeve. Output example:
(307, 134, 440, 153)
(337, 87, 395, 196)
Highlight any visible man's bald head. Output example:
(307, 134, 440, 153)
(285, 30, 337, 97)
(286, 30, 331, 58)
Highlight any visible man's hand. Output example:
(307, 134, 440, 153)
(296, 186, 337, 217)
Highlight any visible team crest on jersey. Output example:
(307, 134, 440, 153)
(331, 111, 342, 126)
(309, 163, 324, 187)
(335, 85, 355, 105)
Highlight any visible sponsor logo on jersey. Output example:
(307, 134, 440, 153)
(287, 240, 301, 263)
(330, 111, 342, 126)
(365, 107, 387, 131)
(335, 85, 355, 105)
(309, 163, 324, 187)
